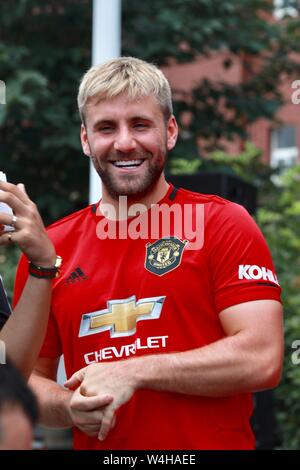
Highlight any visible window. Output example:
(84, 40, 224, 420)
(270, 125, 298, 168)
(274, 0, 299, 19)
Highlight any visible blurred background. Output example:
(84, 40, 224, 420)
(1, 0, 300, 449)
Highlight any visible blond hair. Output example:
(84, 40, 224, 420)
(77, 57, 173, 123)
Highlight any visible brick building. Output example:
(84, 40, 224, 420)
(164, 2, 300, 169)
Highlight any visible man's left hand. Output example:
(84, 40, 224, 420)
(64, 360, 139, 441)
(0, 181, 56, 266)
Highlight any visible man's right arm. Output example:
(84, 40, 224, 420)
(29, 357, 73, 428)
(30, 357, 114, 435)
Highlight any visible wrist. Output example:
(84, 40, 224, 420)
(63, 391, 75, 427)
(132, 354, 172, 391)
(30, 257, 57, 268)
(129, 356, 154, 391)
(28, 255, 62, 279)
(29, 248, 57, 267)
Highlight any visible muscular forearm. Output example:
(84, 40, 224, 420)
(132, 332, 279, 397)
(1, 276, 52, 379)
(29, 373, 73, 427)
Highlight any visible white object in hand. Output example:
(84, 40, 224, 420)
(0, 171, 15, 232)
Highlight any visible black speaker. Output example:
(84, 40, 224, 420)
(251, 390, 276, 450)
(167, 172, 257, 214)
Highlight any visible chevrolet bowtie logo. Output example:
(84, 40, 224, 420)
(79, 295, 165, 338)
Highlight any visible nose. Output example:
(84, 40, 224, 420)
(114, 127, 136, 153)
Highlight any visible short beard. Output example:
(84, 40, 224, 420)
(91, 152, 167, 201)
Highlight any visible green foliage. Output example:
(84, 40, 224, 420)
(169, 142, 275, 197)
(1, 0, 300, 221)
(123, 0, 275, 61)
(0, 245, 20, 301)
(169, 157, 202, 175)
(172, 145, 300, 448)
(206, 143, 277, 202)
(256, 166, 300, 449)
(206, 142, 266, 180)
(1, 1, 300, 448)
(0, 0, 92, 225)
(123, 0, 300, 158)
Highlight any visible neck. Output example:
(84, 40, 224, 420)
(100, 174, 169, 220)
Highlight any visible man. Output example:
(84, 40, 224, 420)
(0, 359, 38, 449)
(14, 57, 283, 450)
(0, 182, 58, 378)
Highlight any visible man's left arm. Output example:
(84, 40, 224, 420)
(65, 298, 283, 440)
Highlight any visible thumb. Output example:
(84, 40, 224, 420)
(64, 367, 87, 390)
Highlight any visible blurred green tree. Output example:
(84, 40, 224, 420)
(1, 0, 300, 223)
(123, 0, 300, 163)
(256, 166, 300, 449)
(178, 144, 300, 448)
(0, 0, 92, 224)
(1, 0, 300, 448)
(195, 147, 300, 449)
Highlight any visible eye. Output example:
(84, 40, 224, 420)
(134, 122, 148, 130)
(98, 126, 114, 133)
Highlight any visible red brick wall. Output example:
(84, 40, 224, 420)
(164, 53, 300, 164)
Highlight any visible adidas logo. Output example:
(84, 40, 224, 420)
(65, 267, 88, 285)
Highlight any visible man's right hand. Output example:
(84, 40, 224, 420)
(68, 388, 114, 437)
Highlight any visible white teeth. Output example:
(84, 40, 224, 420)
(113, 160, 143, 167)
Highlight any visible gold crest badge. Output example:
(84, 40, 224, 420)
(145, 236, 187, 276)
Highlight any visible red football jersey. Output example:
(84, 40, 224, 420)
(14, 185, 281, 450)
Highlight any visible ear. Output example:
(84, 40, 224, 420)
(166, 115, 178, 151)
(80, 124, 92, 157)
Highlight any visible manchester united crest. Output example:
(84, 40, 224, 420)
(145, 237, 187, 276)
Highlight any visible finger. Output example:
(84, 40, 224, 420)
(0, 232, 15, 246)
(3, 229, 44, 250)
(16, 183, 33, 204)
(112, 415, 116, 429)
(0, 212, 19, 229)
(76, 424, 100, 438)
(64, 367, 87, 390)
(77, 426, 99, 438)
(98, 407, 115, 441)
(17, 183, 27, 195)
(0, 189, 28, 216)
(71, 394, 113, 412)
(75, 409, 105, 425)
(80, 424, 100, 433)
(76, 420, 102, 433)
(0, 181, 31, 205)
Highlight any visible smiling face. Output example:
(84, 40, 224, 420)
(81, 93, 178, 201)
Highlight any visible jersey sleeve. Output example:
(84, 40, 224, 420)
(206, 202, 282, 313)
(13, 254, 62, 358)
